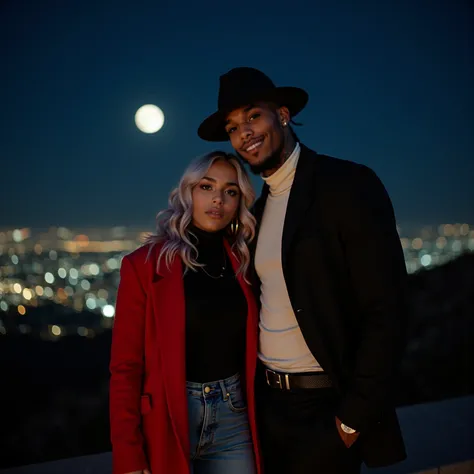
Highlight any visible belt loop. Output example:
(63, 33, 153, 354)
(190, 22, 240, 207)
(219, 380, 228, 400)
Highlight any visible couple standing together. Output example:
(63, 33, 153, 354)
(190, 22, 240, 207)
(110, 67, 408, 474)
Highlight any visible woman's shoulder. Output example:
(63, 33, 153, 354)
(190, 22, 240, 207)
(122, 241, 164, 274)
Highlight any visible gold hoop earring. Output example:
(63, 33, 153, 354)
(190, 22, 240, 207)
(230, 219, 240, 235)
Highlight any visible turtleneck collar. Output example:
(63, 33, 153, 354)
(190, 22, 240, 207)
(188, 223, 224, 248)
(262, 142, 300, 196)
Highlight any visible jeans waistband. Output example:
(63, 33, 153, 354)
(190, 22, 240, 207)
(186, 372, 241, 398)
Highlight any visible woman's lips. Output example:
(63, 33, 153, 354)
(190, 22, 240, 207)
(206, 210, 224, 219)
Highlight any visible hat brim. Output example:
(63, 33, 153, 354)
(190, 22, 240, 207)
(197, 87, 308, 142)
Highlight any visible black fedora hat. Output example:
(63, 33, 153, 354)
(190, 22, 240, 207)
(198, 67, 308, 142)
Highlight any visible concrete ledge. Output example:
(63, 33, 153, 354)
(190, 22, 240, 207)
(0, 453, 111, 474)
(2, 396, 473, 474)
(419, 460, 474, 473)
(2, 455, 472, 474)
(362, 396, 474, 473)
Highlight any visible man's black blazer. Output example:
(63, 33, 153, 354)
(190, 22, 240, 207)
(252, 143, 407, 467)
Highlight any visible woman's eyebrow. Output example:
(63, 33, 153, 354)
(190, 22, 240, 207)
(202, 176, 238, 187)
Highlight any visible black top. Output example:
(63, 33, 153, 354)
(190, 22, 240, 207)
(184, 225, 248, 383)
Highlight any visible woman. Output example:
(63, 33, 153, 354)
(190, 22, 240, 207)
(109, 151, 262, 474)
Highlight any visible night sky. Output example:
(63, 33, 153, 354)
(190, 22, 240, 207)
(2, 0, 473, 232)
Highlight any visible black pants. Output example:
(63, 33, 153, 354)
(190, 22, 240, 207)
(255, 366, 362, 474)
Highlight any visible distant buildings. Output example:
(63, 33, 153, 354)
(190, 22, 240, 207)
(0, 226, 149, 339)
(0, 224, 473, 339)
(399, 223, 473, 273)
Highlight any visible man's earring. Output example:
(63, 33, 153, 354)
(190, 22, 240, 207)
(282, 120, 287, 126)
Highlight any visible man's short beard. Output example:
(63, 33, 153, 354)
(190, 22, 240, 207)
(236, 141, 285, 175)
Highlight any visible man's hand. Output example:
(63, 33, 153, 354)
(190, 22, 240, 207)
(335, 416, 359, 448)
(125, 470, 151, 474)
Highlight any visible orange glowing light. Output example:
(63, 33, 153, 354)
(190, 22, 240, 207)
(443, 224, 454, 236)
(412, 238, 423, 250)
(57, 288, 67, 300)
(74, 234, 90, 249)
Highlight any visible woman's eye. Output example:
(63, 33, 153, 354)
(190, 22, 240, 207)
(227, 126, 236, 134)
(226, 189, 239, 197)
(200, 184, 212, 191)
(249, 112, 260, 121)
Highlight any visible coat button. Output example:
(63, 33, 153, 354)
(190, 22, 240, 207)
(204, 386, 211, 394)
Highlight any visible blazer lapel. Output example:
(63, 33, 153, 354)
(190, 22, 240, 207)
(151, 254, 188, 460)
(281, 144, 317, 269)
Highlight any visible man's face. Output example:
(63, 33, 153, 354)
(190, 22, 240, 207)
(225, 102, 289, 175)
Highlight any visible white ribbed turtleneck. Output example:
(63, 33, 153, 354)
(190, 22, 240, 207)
(255, 143, 321, 373)
(262, 142, 300, 196)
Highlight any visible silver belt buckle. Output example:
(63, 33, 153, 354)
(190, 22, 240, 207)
(266, 369, 291, 390)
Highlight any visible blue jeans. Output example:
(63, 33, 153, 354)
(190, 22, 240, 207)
(187, 372, 256, 474)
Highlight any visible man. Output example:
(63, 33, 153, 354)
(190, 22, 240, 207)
(197, 67, 407, 473)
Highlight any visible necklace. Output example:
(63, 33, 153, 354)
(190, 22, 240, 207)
(199, 246, 227, 279)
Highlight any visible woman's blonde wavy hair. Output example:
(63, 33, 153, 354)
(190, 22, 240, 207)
(145, 151, 256, 281)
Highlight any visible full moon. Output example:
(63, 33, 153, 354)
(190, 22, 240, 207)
(135, 104, 165, 134)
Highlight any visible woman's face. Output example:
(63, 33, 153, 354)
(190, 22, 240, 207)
(192, 160, 241, 233)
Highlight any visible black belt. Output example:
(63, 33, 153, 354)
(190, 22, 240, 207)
(264, 367, 333, 390)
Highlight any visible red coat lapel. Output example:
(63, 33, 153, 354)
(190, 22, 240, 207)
(151, 254, 189, 460)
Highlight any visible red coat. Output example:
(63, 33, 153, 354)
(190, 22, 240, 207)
(110, 240, 262, 474)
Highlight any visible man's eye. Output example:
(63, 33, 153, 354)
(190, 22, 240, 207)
(249, 113, 260, 121)
(200, 184, 212, 191)
(227, 126, 236, 134)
